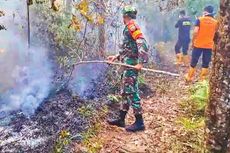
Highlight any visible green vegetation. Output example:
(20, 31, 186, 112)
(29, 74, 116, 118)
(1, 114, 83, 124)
(78, 105, 95, 118)
(107, 94, 121, 104)
(54, 130, 71, 153)
(81, 123, 103, 153)
(173, 81, 209, 152)
(185, 0, 219, 17)
(80, 105, 108, 153)
(137, 75, 146, 85)
(32, 4, 86, 68)
(177, 117, 205, 132)
(189, 81, 209, 112)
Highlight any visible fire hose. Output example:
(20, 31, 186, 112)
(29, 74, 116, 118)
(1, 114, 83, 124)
(73, 60, 180, 77)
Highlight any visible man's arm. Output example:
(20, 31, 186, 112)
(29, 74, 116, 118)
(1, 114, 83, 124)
(192, 19, 200, 46)
(192, 26, 199, 46)
(136, 38, 149, 64)
(175, 20, 180, 28)
(127, 22, 148, 63)
(127, 22, 149, 70)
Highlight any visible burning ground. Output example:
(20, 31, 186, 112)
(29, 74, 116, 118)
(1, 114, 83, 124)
(0, 47, 113, 152)
(0, 62, 153, 152)
(0, 90, 108, 152)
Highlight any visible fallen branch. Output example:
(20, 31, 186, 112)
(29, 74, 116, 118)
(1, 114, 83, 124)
(74, 60, 180, 77)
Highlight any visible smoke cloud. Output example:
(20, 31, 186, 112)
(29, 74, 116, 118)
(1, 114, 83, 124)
(0, 0, 53, 116)
(69, 63, 108, 99)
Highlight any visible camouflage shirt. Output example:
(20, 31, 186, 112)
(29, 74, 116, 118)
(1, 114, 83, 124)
(119, 20, 149, 66)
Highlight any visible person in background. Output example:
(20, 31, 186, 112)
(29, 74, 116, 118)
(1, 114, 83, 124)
(107, 6, 149, 132)
(185, 5, 218, 82)
(175, 10, 192, 66)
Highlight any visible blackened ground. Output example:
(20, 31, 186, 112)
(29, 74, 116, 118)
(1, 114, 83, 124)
(0, 89, 108, 153)
(0, 66, 132, 153)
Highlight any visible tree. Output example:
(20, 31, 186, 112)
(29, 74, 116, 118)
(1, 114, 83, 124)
(205, 0, 230, 152)
(185, 0, 219, 17)
(97, 0, 106, 58)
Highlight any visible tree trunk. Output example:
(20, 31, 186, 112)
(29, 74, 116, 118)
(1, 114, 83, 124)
(98, 24, 105, 57)
(205, 0, 230, 152)
(98, 0, 106, 58)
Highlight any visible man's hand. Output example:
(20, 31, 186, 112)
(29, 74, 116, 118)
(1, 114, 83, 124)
(107, 55, 117, 63)
(134, 64, 143, 71)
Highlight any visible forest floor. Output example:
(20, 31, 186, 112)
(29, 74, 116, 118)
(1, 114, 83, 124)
(97, 73, 190, 153)
(76, 42, 198, 153)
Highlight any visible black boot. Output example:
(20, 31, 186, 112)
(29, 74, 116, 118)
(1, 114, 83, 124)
(107, 110, 127, 127)
(126, 114, 145, 132)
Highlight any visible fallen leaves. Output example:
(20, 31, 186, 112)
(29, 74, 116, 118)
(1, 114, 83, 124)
(75, 44, 193, 152)
(78, 73, 187, 152)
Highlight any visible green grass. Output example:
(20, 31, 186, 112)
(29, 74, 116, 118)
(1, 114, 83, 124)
(78, 105, 95, 118)
(107, 94, 121, 104)
(177, 117, 205, 131)
(79, 104, 108, 153)
(54, 130, 71, 153)
(81, 123, 103, 153)
(189, 80, 209, 112)
(172, 80, 209, 152)
(137, 75, 146, 85)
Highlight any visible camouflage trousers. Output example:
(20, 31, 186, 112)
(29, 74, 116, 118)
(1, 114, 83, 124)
(120, 69, 142, 115)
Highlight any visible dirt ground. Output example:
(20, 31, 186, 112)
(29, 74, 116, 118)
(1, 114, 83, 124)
(99, 74, 189, 153)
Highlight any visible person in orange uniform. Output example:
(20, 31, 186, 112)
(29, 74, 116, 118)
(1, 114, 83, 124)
(185, 5, 218, 82)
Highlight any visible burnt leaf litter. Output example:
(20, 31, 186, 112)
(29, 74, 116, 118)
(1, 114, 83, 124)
(0, 41, 181, 153)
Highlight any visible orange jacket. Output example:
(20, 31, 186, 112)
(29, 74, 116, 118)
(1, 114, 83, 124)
(194, 16, 218, 49)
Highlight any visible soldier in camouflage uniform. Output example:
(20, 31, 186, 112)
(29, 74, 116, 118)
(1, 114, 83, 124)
(107, 6, 149, 132)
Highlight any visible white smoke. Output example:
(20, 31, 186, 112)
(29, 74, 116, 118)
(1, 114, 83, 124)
(69, 63, 107, 98)
(0, 0, 53, 116)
